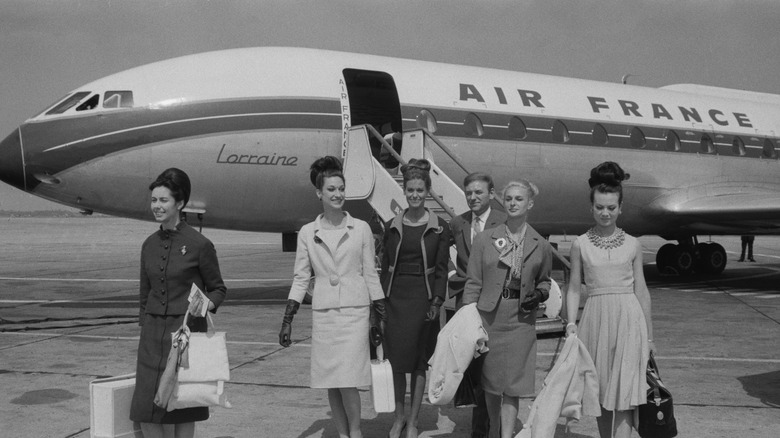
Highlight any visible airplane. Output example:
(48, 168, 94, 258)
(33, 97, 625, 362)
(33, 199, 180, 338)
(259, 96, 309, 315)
(2, 46, 780, 278)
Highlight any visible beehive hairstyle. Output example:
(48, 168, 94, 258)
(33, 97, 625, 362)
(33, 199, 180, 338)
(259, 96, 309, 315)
(401, 158, 432, 190)
(309, 156, 344, 189)
(588, 161, 629, 204)
(149, 168, 191, 208)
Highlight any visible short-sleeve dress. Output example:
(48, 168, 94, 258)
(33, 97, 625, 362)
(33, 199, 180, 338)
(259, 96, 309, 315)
(576, 232, 649, 411)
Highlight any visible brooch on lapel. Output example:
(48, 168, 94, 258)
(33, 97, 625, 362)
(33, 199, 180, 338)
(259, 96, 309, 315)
(493, 238, 507, 252)
(434, 226, 444, 234)
(180, 246, 187, 256)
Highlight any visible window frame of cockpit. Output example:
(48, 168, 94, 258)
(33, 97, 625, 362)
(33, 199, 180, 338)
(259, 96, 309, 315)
(44, 91, 92, 115)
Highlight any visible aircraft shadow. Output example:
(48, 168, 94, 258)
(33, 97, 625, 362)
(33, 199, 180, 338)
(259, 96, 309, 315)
(737, 370, 780, 408)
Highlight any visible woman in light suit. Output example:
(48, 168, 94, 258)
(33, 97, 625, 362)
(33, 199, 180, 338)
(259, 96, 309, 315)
(278, 156, 386, 438)
(463, 180, 552, 438)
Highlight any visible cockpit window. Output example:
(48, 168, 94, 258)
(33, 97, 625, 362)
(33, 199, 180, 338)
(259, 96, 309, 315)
(45, 92, 91, 115)
(103, 91, 134, 108)
(76, 94, 100, 111)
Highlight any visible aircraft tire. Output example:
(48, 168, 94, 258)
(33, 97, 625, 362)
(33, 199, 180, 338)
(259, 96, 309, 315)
(670, 246, 695, 275)
(656, 243, 677, 274)
(695, 242, 727, 274)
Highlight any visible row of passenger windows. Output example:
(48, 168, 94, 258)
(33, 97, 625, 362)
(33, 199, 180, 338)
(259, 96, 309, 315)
(415, 109, 779, 159)
(45, 91, 134, 115)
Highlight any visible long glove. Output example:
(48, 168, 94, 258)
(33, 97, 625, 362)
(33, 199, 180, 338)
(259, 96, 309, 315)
(369, 299, 387, 347)
(520, 288, 546, 312)
(279, 299, 300, 347)
(425, 296, 444, 322)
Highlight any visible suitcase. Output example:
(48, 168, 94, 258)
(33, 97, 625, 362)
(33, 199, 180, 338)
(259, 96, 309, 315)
(89, 373, 142, 438)
(370, 345, 395, 413)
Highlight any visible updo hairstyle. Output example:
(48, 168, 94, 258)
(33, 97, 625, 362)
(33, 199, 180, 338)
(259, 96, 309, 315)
(401, 158, 432, 190)
(149, 168, 191, 208)
(309, 156, 344, 189)
(500, 179, 539, 200)
(588, 161, 629, 204)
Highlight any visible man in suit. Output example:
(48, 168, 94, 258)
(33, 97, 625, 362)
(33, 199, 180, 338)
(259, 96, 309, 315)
(447, 172, 506, 438)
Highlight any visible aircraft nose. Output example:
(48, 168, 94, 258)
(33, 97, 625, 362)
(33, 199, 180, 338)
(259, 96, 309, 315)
(0, 129, 26, 191)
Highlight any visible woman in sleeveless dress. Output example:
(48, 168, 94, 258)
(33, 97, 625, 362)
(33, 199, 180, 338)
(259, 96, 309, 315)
(565, 162, 656, 438)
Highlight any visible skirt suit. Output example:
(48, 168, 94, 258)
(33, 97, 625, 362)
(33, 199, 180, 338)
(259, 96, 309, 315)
(462, 225, 552, 397)
(130, 222, 227, 424)
(576, 233, 649, 411)
(287, 213, 385, 388)
(381, 210, 451, 373)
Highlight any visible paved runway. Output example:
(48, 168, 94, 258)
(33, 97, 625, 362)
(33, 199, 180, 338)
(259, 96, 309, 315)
(1, 217, 779, 437)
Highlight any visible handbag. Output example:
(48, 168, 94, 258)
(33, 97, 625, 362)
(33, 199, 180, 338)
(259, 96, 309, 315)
(637, 352, 677, 438)
(154, 312, 232, 411)
(370, 344, 395, 413)
(453, 370, 477, 408)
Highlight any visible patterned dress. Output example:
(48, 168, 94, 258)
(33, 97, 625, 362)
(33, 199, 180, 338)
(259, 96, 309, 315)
(576, 232, 649, 411)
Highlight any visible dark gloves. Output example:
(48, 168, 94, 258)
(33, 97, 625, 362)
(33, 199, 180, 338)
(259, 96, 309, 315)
(279, 299, 300, 347)
(426, 296, 444, 322)
(520, 288, 547, 312)
(369, 299, 387, 347)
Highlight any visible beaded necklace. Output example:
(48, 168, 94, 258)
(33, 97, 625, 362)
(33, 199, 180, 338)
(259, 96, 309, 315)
(586, 227, 625, 250)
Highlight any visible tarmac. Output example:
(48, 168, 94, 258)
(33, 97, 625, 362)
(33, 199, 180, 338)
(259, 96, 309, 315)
(1, 217, 779, 437)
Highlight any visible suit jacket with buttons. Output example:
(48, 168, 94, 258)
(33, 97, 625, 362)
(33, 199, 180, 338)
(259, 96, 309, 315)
(448, 208, 507, 300)
(288, 213, 385, 309)
(462, 224, 552, 313)
(139, 222, 227, 325)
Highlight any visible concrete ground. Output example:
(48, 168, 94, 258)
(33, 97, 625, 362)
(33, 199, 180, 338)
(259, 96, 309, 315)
(1, 217, 779, 437)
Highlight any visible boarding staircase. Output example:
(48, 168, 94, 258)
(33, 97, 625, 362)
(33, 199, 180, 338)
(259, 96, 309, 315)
(343, 124, 566, 334)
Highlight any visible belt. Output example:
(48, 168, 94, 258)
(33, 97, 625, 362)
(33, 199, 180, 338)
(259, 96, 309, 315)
(396, 263, 424, 276)
(502, 287, 521, 299)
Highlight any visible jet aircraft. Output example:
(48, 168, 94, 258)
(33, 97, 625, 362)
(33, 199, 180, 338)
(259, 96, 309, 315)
(2, 47, 780, 275)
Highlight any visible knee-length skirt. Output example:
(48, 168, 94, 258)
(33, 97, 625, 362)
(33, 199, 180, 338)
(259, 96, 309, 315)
(480, 296, 536, 397)
(130, 314, 209, 424)
(311, 306, 371, 388)
(578, 292, 649, 411)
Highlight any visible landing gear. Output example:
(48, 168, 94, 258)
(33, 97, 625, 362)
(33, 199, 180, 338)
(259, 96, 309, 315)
(656, 237, 726, 275)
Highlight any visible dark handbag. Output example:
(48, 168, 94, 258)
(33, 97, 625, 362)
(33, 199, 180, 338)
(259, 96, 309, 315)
(638, 353, 678, 438)
(453, 370, 477, 408)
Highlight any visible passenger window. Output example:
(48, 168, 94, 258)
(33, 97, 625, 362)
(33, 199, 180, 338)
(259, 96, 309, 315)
(763, 139, 777, 158)
(700, 134, 714, 154)
(552, 120, 569, 143)
(592, 124, 608, 145)
(76, 94, 100, 111)
(732, 137, 746, 156)
(103, 91, 134, 108)
(508, 117, 527, 139)
(416, 110, 438, 133)
(45, 92, 91, 115)
(629, 127, 646, 149)
(464, 113, 484, 137)
(665, 130, 680, 151)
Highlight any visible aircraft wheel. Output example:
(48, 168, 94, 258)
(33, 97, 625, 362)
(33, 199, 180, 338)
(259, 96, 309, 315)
(670, 246, 695, 275)
(656, 243, 677, 274)
(696, 242, 727, 274)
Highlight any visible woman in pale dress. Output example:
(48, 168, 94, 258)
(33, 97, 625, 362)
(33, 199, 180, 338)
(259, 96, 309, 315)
(565, 161, 656, 438)
(278, 156, 386, 438)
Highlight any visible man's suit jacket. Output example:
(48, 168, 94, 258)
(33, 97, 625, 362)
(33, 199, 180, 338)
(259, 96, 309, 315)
(288, 213, 385, 310)
(448, 208, 507, 302)
(462, 224, 552, 313)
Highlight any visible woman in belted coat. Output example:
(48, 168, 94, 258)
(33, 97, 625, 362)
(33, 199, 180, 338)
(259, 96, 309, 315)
(278, 156, 386, 438)
(381, 159, 451, 438)
(463, 180, 552, 438)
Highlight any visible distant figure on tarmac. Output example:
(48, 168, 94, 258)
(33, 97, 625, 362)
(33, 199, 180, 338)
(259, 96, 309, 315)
(565, 162, 655, 438)
(447, 172, 506, 438)
(130, 168, 227, 438)
(739, 235, 756, 262)
(381, 159, 451, 438)
(279, 156, 386, 438)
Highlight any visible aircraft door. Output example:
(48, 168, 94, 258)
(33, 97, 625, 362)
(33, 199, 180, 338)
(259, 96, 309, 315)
(342, 69, 403, 168)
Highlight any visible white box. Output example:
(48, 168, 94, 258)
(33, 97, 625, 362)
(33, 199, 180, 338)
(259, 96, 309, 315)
(90, 373, 143, 438)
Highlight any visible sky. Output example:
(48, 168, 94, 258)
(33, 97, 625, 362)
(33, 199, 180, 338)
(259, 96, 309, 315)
(1, 0, 779, 210)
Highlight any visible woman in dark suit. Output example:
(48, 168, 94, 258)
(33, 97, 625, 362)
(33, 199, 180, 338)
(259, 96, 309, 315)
(462, 180, 552, 438)
(130, 168, 227, 438)
(381, 159, 451, 438)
